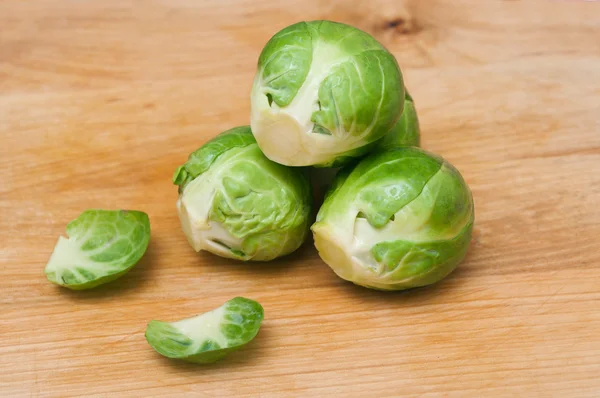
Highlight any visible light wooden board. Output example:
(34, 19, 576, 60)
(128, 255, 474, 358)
(1, 0, 600, 396)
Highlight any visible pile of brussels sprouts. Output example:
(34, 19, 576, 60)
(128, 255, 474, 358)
(179, 20, 475, 289)
(44, 21, 474, 364)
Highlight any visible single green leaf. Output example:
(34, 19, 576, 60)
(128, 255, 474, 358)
(145, 297, 264, 364)
(44, 209, 151, 290)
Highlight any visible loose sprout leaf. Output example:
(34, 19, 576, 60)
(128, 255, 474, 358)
(44, 209, 151, 290)
(145, 297, 264, 364)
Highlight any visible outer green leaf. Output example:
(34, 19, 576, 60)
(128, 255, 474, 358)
(44, 209, 151, 290)
(368, 216, 473, 290)
(173, 126, 256, 191)
(257, 22, 314, 107)
(377, 89, 421, 149)
(316, 148, 442, 229)
(311, 49, 402, 142)
(145, 297, 264, 364)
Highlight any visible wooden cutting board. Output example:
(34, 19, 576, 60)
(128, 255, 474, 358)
(2, 1, 599, 396)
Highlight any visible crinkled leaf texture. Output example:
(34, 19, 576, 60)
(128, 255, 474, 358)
(174, 126, 312, 261)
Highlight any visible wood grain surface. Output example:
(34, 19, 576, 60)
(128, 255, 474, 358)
(2, 0, 600, 396)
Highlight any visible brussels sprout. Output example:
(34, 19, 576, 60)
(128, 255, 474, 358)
(44, 209, 151, 290)
(173, 126, 312, 261)
(145, 297, 264, 364)
(377, 90, 420, 149)
(250, 20, 405, 167)
(311, 147, 474, 291)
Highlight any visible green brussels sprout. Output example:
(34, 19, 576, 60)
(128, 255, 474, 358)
(173, 126, 312, 261)
(44, 209, 151, 290)
(145, 297, 264, 364)
(311, 147, 474, 291)
(377, 90, 420, 149)
(250, 20, 405, 168)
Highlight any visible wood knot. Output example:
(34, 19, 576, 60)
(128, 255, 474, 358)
(386, 18, 405, 29)
(383, 17, 422, 35)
